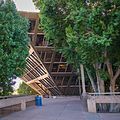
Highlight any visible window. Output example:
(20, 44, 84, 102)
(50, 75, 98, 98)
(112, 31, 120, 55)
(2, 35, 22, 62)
(58, 64, 66, 72)
(66, 64, 72, 72)
(28, 20, 36, 32)
(54, 53, 61, 62)
(52, 63, 59, 72)
(36, 35, 44, 46)
(45, 53, 52, 62)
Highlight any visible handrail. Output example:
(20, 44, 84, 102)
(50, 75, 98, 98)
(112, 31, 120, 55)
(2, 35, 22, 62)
(88, 92, 120, 96)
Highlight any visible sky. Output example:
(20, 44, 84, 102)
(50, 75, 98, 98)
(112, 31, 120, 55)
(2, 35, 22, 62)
(12, 77, 22, 90)
(13, 0, 39, 13)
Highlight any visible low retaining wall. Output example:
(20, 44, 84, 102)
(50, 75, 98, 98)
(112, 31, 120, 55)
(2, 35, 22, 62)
(0, 95, 36, 116)
(87, 94, 120, 112)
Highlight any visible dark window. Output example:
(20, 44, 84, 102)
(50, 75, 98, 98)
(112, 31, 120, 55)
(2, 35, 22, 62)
(52, 63, 59, 72)
(36, 35, 44, 46)
(63, 76, 70, 85)
(70, 75, 78, 85)
(54, 53, 61, 62)
(66, 64, 72, 72)
(56, 76, 63, 86)
(45, 53, 52, 62)
(41, 52, 45, 61)
(44, 63, 50, 70)
(28, 20, 36, 32)
(61, 56, 66, 62)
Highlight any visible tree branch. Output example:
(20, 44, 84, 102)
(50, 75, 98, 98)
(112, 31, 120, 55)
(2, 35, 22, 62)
(113, 68, 120, 82)
(106, 59, 113, 79)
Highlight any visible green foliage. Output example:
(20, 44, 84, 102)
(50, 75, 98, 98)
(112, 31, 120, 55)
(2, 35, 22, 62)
(0, 0, 29, 95)
(17, 82, 37, 95)
(36, 0, 120, 89)
(99, 70, 109, 81)
(38, 0, 120, 64)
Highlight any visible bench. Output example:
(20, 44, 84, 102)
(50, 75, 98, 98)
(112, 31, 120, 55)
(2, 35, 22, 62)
(0, 95, 36, 111)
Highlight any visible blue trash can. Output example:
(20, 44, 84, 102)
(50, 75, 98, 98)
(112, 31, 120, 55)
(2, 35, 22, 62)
(35, 96, 42, 106)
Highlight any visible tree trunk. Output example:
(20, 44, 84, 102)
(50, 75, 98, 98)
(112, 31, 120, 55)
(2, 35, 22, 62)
(96, 71, 105, 93)
(77, 68, 82, 98)
(106, 59, 120, 92)
(109, 68, 120, 92)
(80, 64, 86, 96)
(106, 59, 120, 112)
(110, 80, 115, 92)
(95, 70, 101, 93)
(94, 63, 105, 93)
(99, 80, 105, 93)
(86, 68, 97, 92)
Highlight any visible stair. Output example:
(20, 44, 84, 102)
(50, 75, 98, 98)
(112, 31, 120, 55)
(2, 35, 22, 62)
(21, 45, 61, 96)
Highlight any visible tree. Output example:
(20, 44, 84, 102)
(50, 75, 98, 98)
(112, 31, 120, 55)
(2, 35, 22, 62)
(34, 0, 85, 96)
(0, 0, 29, 95)
(64, 0, 120, 93)
(36, 0, 120, 94)
(17, 82, 37, 95)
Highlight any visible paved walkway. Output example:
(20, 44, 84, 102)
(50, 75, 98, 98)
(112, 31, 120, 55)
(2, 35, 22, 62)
(1, 96, 120, 120)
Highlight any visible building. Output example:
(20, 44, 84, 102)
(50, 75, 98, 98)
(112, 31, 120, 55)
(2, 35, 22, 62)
(14, 0, 79, 96)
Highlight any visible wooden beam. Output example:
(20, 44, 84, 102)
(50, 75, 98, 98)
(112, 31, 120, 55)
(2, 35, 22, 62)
(20, 12, 39, 19)
(48, 85, 79, 89)
(35, 46, 54, 52)
(51, 72, 75, 76)
(26, 74, 49, 85)
(22, 80, 42, 95)
(49, 51, 56, 73)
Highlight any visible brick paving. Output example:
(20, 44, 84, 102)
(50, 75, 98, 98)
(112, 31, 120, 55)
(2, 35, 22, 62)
(1, 96, 120, 120)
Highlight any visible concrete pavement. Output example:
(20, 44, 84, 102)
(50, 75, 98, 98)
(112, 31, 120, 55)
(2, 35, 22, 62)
(1, 96, 120, 120)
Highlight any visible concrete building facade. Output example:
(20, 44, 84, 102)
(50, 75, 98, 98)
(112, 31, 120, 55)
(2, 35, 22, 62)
(14, 0, 79, 96)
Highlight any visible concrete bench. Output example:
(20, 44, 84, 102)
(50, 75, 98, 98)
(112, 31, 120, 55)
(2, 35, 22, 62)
(87, 93, 120, 112)
(0, 95, 36, 111)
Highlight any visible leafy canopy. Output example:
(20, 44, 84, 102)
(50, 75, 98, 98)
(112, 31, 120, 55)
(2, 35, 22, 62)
(36, 0, 120, 68)
(0, 0, 29, 95)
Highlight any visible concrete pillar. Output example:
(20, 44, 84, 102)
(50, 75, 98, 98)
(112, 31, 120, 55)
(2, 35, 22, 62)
(87, 99, 96, 112)
(21, 100, 26, 111)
